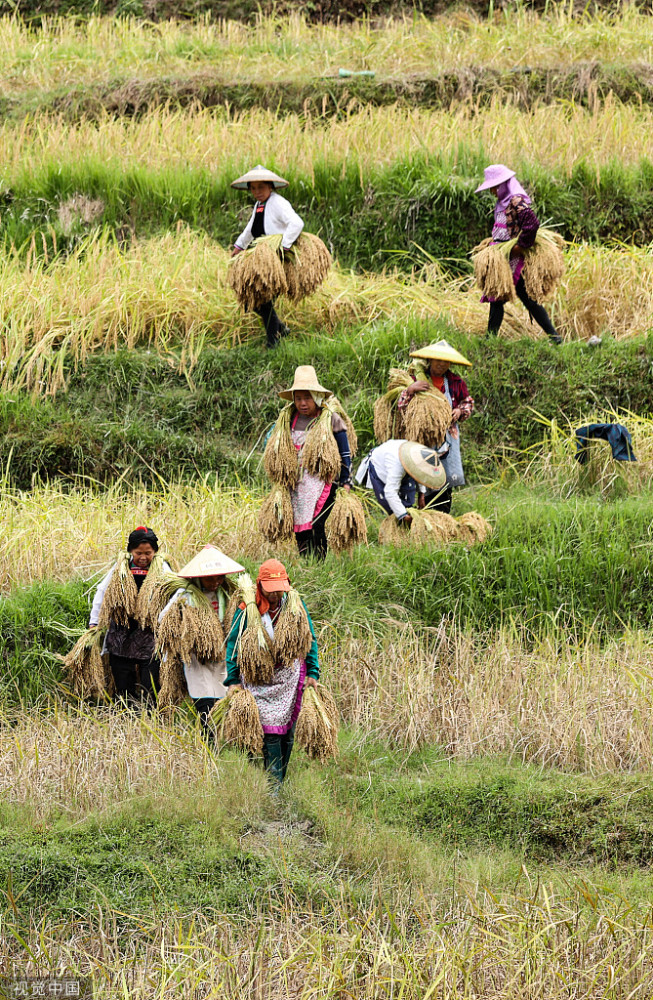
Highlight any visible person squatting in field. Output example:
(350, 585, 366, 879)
(475, 164, 563, 344)
(89, 526, 171, 704)
(155, 544, 244, 726)
(225, 559, 320, 786)
(231, 165, 304, 348)
(356, 440, 447, 529)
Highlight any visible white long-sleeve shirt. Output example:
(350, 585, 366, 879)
(234, 190, 304, 251)
(356, 439, 425, 520)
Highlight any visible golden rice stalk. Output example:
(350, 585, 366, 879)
(471, 241, 516, 303)
(236, 574, 276, 686)
(325, 490, 368, 554)
(421, 510, 462, 542)
(135, 552, 172, 628)
(378, 509, 459, 548)
(329, 396, 358, 456)
(98, 553, 137, 628)
(457, 511, 493, 544)
(228, 234, 288, 311)
(263, 406, 299, 489)
(206, 694, 231, 741)
(378, 514, 413, 547)
(301, 406, 342, 482)
(522, 231, 566, 302)
(222, 688, 264, 756)
(402, 390, 452, 449)
(63, 627, 108, 697)
(295, 684, 339, 762)
(373, 393, 404, 442)
(283, 233, 332, 302)
(258, 486, 295, 543)
(387, 368, 413, 393)
(158, 652, 187, 708)
(274, 588, 313, 667)
(155, 578, 225, 664)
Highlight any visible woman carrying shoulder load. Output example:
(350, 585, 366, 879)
(261, 365, 357, 560)
(398, 339, 474, 510)
(474, 164, 563, 344)
(231, 165, 304, 348)
(154, 544, 244, 725)
(89, 526, 171, 704)
(225, 559, 319, 786)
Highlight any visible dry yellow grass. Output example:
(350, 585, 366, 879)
(0, 8, 649, 93)
(0, 231, 649, 395)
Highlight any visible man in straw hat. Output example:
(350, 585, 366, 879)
(474, 164, 563, 344)
(399, 339, 475, 507)
(155, 544, 244, 724)
(356, 440, 447, 528)
(262, 365, 355, 559)
(231, 165, 304, 348)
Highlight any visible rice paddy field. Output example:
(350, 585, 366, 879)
(1, 2, 653, 996)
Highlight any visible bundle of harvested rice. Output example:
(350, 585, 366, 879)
(258, 486, 295, 543)
(402, 390, 452, 449)
(295, 684, 339, 762)
(457, 511, 493, 544)
(155, 576, 226, 666)
(97, 551, 169, 630)
(422, 510, 462, 542)
(325, 489, 368, 554)
(235, 574, 276, 686)
(301, 405, 342, 482)
(378, 509, 461, 548)
(158, 652, 187, 709)
(330, 396, 358, 456)
(373, 368, 413, 442)
(274, 587, 313, 667)
(228, 233, 288, 311)
(471, 237, 515, 303)
(522, 230, 566, 302)
(264, 406, 300, 489)
(64, 627, 110, 697)
(221, 688, 264, 756)
(283, 233, 332, 301)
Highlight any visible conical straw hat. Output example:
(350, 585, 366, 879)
(178, 545, 245, 579)
(409, 339, 471, 367)
(399, 442, 447, 491)
(279, 365, 333, 401)
(231, 164, 289, 190)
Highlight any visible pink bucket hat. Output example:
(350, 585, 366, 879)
(475, 164, 516, 193)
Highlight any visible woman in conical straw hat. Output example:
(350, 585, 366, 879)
(154, 544, 244, 723)
(225, 559, 319, 786)
(84, 527, 172, 704)
(356, 440, 447, 528)
(474, 164, 563, 344)
(230, 165, 304, 348)
(260, 365, 357, 560)
(397, 339, 475, 510)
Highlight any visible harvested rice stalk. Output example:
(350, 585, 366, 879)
(64, 627, 109, 697)
(373, 393, 404, 442)
(295, 684, 339, 762)
(236, 574, 276, 686)
(457, 511, 493, 543)
(222, 688, 264, 756)
(154, 576, 225, 666)
(283, 232, 332, 301)
(98, 553, 137, 628)
(158, 652, 187, 708)
(471, 239, 515, 303)
(134, 552, 172, 629)
(522, 230, 566, 302)
(207, 693, 231, 741)
(325, 490, 368, 554)
(378, 509, 461, 548)
(228, 233, 288, 312)
(259, 486, 295, 543)
(301, 406, 342, 482)
(264, 406, 299, 489)
(402, 390, 451, 449)
(329, 396, 358, 456)
(422, 510, 462, 542)
(274, 588, 313, 667)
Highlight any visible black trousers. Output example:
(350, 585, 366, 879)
(488, 276, 561, 343)
(254, 301, 283, 347)
(295, 484, 337, 560)
(423, 484, 452, 514)
(109, 654, 160, 703)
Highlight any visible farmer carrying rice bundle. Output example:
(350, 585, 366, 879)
(154, 544, 244, 723)
(472, 164, 564, 344)
(374, 340, 473, 510)
(260, 365, 366, 559)
(68, 527, 172, 703)
(224, 559, 321, 786)
(229, 166, 331, 348)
